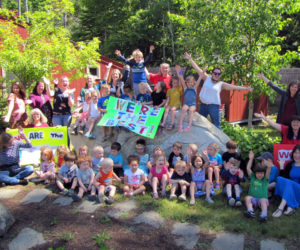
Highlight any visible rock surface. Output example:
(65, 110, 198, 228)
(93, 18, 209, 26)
(212, 233, 244, 250)
(107, 200, 137, 219)
(77, 200, 102, 213)
(20, 189, 51, 204)
(0, 203, 15, 236)
(0, 189, 21, 199)
(53, 196, 73, 206)
(260, 239, 285, 250)
(132, 211, 164, 229)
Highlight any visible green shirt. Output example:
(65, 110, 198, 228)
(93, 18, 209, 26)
(248, 173, 268, 199)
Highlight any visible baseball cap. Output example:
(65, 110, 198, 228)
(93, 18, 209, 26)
(257, 152, 273, 161)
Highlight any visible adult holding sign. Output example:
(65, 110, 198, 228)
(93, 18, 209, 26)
(258, 73, 300, 125)
(184, 52, 253, 129)
(0, 127, 34, 185)
(272, 144, 300, 217)
(254, 112, 300, 145)
(26, 109, 49, 128)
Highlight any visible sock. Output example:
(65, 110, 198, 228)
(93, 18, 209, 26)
(248, 208, 254, 212)
(261, 210, 267, 217)
(130, 192, 133, 196)
(228, 196, 232, 200)
(236, 196, 240, 201)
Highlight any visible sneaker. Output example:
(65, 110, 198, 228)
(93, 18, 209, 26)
(98, 193, 105, 203)
(272, 208, 283, 218)
(105, 196, 114, 205)
(153, 192, 159, 199)
(178, 194, 187, 201)
(228, 198, 235, 206)
(62, 189, 69, 196)
(89, 134, 96, 139)
(169, 194, 177, 200)
(19, 179, 28, 185)
(195, 191, 206, 198)
(88, 195, 97, 201)
(258, 214, 267, 223)
(244, 210, 255, 218)
(178, 126, 183, 132)
(161, 189, 166, 197)
(210, 187, 215, 196)
(215, 183, 220, 190)
(72, 194, 82, 202)
(184, 126, 191, 132)
(84, 132, 91, 138)
(190, 199, 195, 205)
(67, 189, 75, 196)
(235, 200, 242, 207)
(205, 197, 214, 204)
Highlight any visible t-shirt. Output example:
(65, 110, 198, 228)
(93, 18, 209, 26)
(26, 123, 49, 128)
(167, 87, 182, 108)
(92, 157, 104, 173)
(77, 168, 94, 185)
(109, 153, 123, 169)
(208, 153, 223, 167)
(168, 152, 184, 169)
(248, 172, 268, 199)
(40, 161, 55, 175)
(97, 169, 114, 185)
(121, 94, 135, 101)
(124, 168, 144, 185)
(221, 169, 244, 186)
(150, 166, 168, 182)
(137, 93, 152, 103)
(53, 88, 73, 115)
(136, 153, 149, 176)
(8, 93, 26, 122)
(269, 166, 279, 183)
(281, 125, 300, 144)
(97, 96, 110, 110)
(149, 73, 172, 91)
(199, 76, 223, 105)
(171, 172, 191, 183)
(151, 91, 166, 106)
(59, 164, 78, 179)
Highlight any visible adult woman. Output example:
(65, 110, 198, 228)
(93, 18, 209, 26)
(254, 112, 300, 145)
(26, 109, 49, 128)
(79, 75, 99, 103)
(4, 82, 30, 128)
(185, 52, 253, 129)
(272, 144, 300, 217)
(46, 77, 74, 127)
(258, 73, 300, 125)
(148, 63, 172, 91)
(29, 80, 53, 126)
(0, 127, 34, 185)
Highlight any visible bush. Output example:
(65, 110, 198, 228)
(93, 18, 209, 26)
(221, 121, 281, 160)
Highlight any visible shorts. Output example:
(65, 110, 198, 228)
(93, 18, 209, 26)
(251, 197, 269, 207)
(222, 185, 243, 195)
(195, 181, 204, 190)
(57, 176, 76, 188)
(80, 112, 88, 119)
(129, 184, 140, 190)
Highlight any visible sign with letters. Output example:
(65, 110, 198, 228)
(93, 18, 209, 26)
(97, 96, 164, 139)
(273, 144, 296, 169)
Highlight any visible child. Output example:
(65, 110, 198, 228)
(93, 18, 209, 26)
(117, 84, 135, 101)
(92, 146, 104, 174)
(78, 145, 89, 158)
(71, 92, 92, 135)
(85, 90, 100, 139)
(176, 65, 202, 132)
(56, 145, 69, 170)
(147, 146, 169, 169)
(170, 161, 191, 201)
(35, 147, 56, 184)
(184, 143, 198, 173)
(244, 151, 272, 222)
(123, 155, 146, 196)
(221, 157, 245, 206)
(72, 156, 96, 202)
(92, 158, 121, 204)
(189, 153, 214, 205)
(257, 152, 278, 197)
(115, 45, 154, 96)
(98, 84, 113, 140)
(109, 142, 123, 177)
(206, 142, 223, 191)
(135, 139, 150, 179)
(161, 76, 182, 129)
(151, 81, 167, 108)
(56, 152, 78, 195)
(168, 142, 184, 175)
(136, 82, 153, 105)
(149, 154, 169, 199)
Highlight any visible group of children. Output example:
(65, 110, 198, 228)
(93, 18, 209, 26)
(34, 138, 280, 222)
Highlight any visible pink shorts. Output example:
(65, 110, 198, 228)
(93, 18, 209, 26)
(251, 197, 269, 207)
(80, 112, 88, 119)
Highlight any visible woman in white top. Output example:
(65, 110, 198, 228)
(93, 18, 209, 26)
(184, 52, 253, 129)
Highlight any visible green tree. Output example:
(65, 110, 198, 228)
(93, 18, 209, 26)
(0, 0, 100, 90)
(171, 0, 300, 127)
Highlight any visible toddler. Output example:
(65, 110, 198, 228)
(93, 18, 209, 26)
(35, 147, 56, 184)
(136, 82, 153, 105)
(135, 139, 150, 179)
(109, 142, 123, 177)
(148, 146, 169, 169)
(168, 142, 184, 175)
(151, 81, 167, 108)
(184, 143, 198, 173)
(244, 151, 272, 222)
(93, 158, 121, 204)
(117, 84, 135, 101)
(221, 157, 245, 206)
(85, 90, 100, 139)
(56, 152, 78, 195)
(206, 142, 223, 191)
(123, 155, 146, 196)
(149, 154, 169, 199)
(92, 146, 104, 174)
(56, 145, 69, 170)
(72, 156, 96, 202)
(189, 153, 213, 205)
(170, 160, 191, 201)
(161, 77, 182, 130)
(78, 145, 89, 158)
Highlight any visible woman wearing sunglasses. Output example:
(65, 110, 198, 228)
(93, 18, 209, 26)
(184, 52, 253, 129)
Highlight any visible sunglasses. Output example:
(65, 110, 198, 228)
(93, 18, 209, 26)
(213, 72, 221, 76)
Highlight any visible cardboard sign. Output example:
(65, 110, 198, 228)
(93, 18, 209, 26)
(273, 144, 296, 169)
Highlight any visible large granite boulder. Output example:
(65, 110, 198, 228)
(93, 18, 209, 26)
(70, 112, 230, 158)
(0, 203, 15, 236)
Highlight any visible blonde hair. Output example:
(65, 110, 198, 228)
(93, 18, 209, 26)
(78, 145, 89, 157)
(188, 144, 198, 154)
(56, 145, 69, 157)
(101, 158, 114, 169)
(84, 92, 92, 101)
(77, 156, 92, 167)
(110, 69, 122, 82)
(159, 63, 170, 75)
(139, 82, 148, 89)
(132, 49, 143, 59)
(91, 90, 99, 98)
(101, 84, 110, 90)
(186, 75, 196, 86)
(28, 108, 48, 124)
(174, 160, 187, 170)
(93, 145, 104, 153)
(208, 142, 219, 152)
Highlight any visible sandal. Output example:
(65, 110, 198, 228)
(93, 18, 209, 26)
(153, 192, 159, 199)
(178, 126, 183, 132)
(284, 207, 295, 215)
(272, 208, 283, 218)
(167, 124, 175, 130)
(184, 126, 191, 132)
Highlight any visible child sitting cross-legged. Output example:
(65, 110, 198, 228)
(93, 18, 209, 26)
(123, 155, 146, 197)
(244, 151, 272, 222)
(169, 160, 191, 201)
(56, 152, 78, 196)
(221, 157, 245, 207)
(91, 158, 121, 204)
(35, 146, 56, 184)
(189, 153, 214, 205)
(92, 146, 104, 174)
(72, 156, 96, 202)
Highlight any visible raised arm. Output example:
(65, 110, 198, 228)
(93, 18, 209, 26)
(175, 65, 186, 89)
(103, 62, 113, 82)
(184, 52, 208, 81)
(254, 111, 281, 132)
(44, 77, 55, 97)
(222, 82, 253, 92)
(115, 49, 132, 66)
(143, 45, 155, 65)
(247, 151, 254, 176)
(122, 65, 130, 82)
(258, 73, 286, 95)
(195, 65, 207, 89)
(4, 94, 15, 123)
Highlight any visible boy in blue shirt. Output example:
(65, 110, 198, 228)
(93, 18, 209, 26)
(109, 142, 123, 177)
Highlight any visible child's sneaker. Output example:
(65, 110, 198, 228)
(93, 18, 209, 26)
(84, 132, 91, 138)
(62, 188, 69, 196)
(98, 193, 105, 203)
(189, 199, 195, 205)
(210, 187, 215, 196)
(205, 197, 214, 204)
(235, 200, 242, 207)
(244, 210, 255, 218)
(71, 194, 82, 202)
(67, 189, 75, 196)
(178, 126, 183, 132)
(169, 194, 177, 200)
(105, 196, 114, 205)
(88, 195, 97, 202)
(215, 183, 220, 190)
(178, 194, 187, 201)
(161, 189, 166, 197)
(195, 191, 206, 197)
(153, 192, 159, 199)
(228, 198, 235, 206)
(184, 126, 191, 132)
(89, 134, 96, 139)
(258, 214, 267, 223)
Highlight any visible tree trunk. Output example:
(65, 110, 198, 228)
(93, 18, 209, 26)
(24, 0, 29, 22)
(248, 99, 254, 128)
(63, 13, 67, 27)
(0, 1, 2, 8)
(18, 0, 21, 17)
